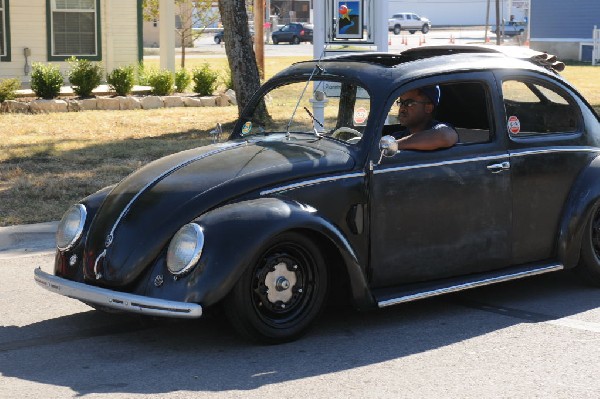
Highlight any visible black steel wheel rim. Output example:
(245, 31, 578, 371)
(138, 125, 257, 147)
(250, 242, 318, 328)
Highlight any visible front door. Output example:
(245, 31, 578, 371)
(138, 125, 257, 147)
(369, 79, 512, 287)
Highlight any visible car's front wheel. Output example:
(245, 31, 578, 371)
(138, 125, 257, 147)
(576, 206, 600, 286)
(224, 232, 328, 344)
(292, 36, 300, 45)
(422, 25, 430, 34)
(214, 36, 221, 44)
(393, 25, 401, 35)
(272, 37, 279, 45)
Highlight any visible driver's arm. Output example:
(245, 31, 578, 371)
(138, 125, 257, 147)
(397, 125, 458, 150)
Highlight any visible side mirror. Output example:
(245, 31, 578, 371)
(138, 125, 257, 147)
(379, 135, 398, 158)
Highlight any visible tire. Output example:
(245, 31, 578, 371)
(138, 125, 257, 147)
(292, 36, 300, 45)
(214, 36, 221, 45)
(422, 25, 430, 34)
(393, 25, 401, 35)
(576, 206, 600, 286)
(273, 37, 279, 45)
(409, 30, 416, 35)
(224, 232, 328, 344)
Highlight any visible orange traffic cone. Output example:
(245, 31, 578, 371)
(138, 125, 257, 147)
(419, 37, 423, 46)
(485, 36, 490, 43)
(422, 35, 426, 44)
(388, 33, 392, 45)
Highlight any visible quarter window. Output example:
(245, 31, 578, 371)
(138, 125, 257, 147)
(502, 79, 579, 135)
(50, 0, 98, 57)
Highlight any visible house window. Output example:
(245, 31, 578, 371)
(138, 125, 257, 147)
(49, 0, 99, 58)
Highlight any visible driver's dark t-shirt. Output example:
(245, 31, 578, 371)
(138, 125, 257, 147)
(392, 120, 453, 140)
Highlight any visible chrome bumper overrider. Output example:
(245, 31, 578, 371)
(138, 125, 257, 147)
(34, 268, 203, 318)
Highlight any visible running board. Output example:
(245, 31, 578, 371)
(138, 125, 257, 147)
(374, 263, 564, 308)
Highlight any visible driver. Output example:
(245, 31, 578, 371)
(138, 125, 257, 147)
(393, 86, 458, 150)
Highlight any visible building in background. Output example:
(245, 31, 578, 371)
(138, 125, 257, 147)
(529, 0, 600, 61)
(387, 0, 528, 26)
(0, 0, 143, 84)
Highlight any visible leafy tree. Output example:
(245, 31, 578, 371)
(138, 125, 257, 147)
(143, 0, 220, 68)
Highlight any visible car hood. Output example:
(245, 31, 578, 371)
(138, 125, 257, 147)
(83, 137, 356, 286)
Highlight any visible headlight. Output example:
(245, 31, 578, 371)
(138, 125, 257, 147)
(166, 223, 204, 276)
(56, 204, 87, 251)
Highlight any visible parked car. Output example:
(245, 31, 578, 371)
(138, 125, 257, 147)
(271, 23, 313, 44)
(492, 21, 527, 37)
(35, 45, 600, 344)
(214, 29, 254, 44)
(388, 12, 431, 34)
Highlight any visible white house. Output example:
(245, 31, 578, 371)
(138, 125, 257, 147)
(0, 0, 143, 85)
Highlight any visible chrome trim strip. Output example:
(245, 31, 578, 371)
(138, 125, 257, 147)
(34, 268, 203, 318)
(373, 154, 508, 174)
(373, 147, 600, 175)
(106, 142, 245, 247)
(509, 147, 600, 157)
(377, 263, 564, 308)
(260, 172, 365, 195)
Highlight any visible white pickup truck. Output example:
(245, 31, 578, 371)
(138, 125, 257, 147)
(388, 13, 431, 35)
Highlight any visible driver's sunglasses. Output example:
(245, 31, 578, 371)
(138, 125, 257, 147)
(396, 99, 431, 108)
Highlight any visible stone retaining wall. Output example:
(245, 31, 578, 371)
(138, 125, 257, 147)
(0, 90, 237, 114)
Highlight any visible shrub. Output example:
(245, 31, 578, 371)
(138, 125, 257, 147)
(0, 78, 21, 102)
(136, 61, 150, 86)
(147, 69, 174, 96)
(107, 65, 135, 96)
(174, 69, 191, 93)
(192, 63, 219, 96)
(222, 68, 234, 91)
(30, 63, 64, 99)
(67, 57, 103, 98)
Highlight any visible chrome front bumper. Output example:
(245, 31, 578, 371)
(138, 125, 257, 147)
(34, 268, 203, 318)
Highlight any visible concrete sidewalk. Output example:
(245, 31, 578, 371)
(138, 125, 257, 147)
(0, 221, 58, 257)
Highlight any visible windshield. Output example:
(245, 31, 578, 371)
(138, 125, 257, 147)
(237, 77, 372, 145)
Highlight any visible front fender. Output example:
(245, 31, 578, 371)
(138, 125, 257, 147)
(144, 197, 373, 309)
(558, 155, 600, 268)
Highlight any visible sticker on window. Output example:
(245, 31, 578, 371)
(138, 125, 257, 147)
(507, 115, 520, 134)
(354, 107, 368, 125)
(241, 121, 252, 135)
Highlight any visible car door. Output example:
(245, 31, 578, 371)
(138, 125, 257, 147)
(369, 75, 512, 287)
(496, 71, 593, 265)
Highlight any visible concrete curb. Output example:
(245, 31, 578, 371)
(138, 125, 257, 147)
(0, 221, 58, 254)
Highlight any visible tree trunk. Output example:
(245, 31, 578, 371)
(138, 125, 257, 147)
(218, 0, 263, 115)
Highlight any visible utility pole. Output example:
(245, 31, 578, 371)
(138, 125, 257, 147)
(254, 0, 265, 79)
(495, 0, 501, 45)
(484, 0, 491, 44)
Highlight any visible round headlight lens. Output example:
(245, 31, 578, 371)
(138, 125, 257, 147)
(56, 204, 87, 251)
(166, 223, 204, 276)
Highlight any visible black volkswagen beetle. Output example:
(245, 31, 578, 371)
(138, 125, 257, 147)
(35, 45, 600, 344)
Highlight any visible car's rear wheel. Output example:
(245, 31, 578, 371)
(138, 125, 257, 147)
(393, 25, 401, 35)
(214, 36, 221, 44)
(224, 232, 328, 344)
(422, 25, 430, 34)
(292, 36, 300, 45)
(576, 206, 600, 286)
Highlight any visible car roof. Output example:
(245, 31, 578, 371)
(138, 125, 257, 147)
(274, 45, 565, 84)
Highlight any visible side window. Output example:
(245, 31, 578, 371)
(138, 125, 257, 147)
(382, 81, 492, 145)
(502, 79, 579, 136)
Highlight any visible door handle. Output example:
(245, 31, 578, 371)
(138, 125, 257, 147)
(487, 161, 510, 173)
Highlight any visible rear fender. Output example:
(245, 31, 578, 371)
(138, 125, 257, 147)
(144, 197, 373, 308)
(558, 156, 600, 268)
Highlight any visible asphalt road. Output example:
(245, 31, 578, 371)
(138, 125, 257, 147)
(2, 249, 600, 398)
(144, 28, 521, 60)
